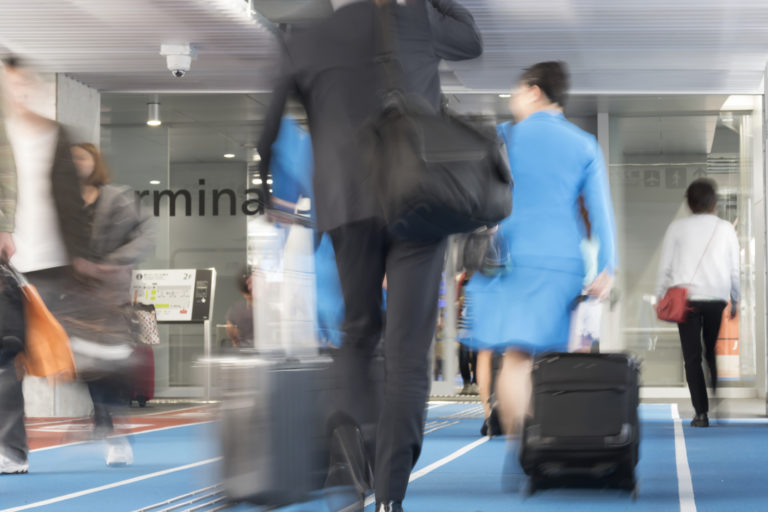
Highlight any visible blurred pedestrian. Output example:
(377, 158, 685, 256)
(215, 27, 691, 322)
(0, 56, 90, 475)
(257, 1, 482, 509)
(464, 61, 617, 491)
(456, 273, 477, 395)
(70, 141, 153, 464)
(0, 68, 27, 475)
(225, 268, 254, 349)
(656, 178, 739, 427)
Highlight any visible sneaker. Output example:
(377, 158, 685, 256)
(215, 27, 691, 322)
(468, 383, 479, 395)
(106, 437, 134, 467)
(0, 453, 28, 474)
(460, 384, 471, 395)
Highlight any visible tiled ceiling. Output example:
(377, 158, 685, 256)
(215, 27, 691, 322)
(0, 0, 280, 92)
(454, 0, 768, 94)
(1, 0, 768, 94)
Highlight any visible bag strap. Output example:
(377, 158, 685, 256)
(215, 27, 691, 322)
(373, 0, 404, 94)
(2, 263, 29, 288)
(688, 222, 719, 284)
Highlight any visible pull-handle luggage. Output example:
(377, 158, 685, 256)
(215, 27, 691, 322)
(520, 352, 640, 499)
(218, 204, 333, 507)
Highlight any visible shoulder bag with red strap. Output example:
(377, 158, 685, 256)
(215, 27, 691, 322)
(657, 223, 719, 323)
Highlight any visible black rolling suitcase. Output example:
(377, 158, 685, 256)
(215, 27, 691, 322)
(217, 354, 331, 506)
(520, 352, 640, 497)
(217, 217, 334, 507)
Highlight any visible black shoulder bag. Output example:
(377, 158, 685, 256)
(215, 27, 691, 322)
(360, 0, 513, 241)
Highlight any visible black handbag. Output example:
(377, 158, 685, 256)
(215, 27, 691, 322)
(479, 228, 513, 277)
(0, 266, 25, 366)
(361, 1, 513, 241)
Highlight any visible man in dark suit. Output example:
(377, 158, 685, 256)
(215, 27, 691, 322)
(257, 1, 482, 510)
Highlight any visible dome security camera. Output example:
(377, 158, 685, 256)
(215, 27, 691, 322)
(160, 44, 197, 79)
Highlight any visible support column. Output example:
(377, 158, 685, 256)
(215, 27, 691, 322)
(763, 64, 768, 414)
(597, 111, 624, 353)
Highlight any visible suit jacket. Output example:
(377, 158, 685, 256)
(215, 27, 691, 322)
(90, 184, 153, 266)
(82, 183, 154, 308)
(257, 0, 482, 233)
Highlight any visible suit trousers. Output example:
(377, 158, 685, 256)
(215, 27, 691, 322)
(329, 218, 446, 503)
(677, 300, 727, 415)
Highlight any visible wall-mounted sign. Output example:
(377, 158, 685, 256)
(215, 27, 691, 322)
(131, 268, 215, 323)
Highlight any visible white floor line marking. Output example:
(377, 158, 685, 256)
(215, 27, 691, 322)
(0, 458, 222, 512)
(671, 403, 697, 512)
(423, 420, 461, 435)
(363, 437, 489, 508)
(31, 421, 214, 453)
(427, 402, 449, 410)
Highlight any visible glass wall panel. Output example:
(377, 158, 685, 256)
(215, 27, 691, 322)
(101, 95, 253, 397)
(608, 98, 763, 388)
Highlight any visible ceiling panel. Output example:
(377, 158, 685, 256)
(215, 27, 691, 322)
(2, 0, 768, 94)
(0, 0, 280, 92)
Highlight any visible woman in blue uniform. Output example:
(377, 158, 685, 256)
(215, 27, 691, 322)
(465, 62, 617, 487)
(267, 116, 345, 348)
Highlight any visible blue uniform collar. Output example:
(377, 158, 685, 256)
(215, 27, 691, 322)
(528, 110, 564, 120)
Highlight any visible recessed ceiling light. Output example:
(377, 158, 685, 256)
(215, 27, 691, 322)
(498, 94, 511, 98)
(223, 153, 236, 159)
(253, 178, 263, 185)
(266, 179, 273, 185)
(150, 180, 161, 185)
(147, 102, 161, 127)
(252, 153, 261, 162)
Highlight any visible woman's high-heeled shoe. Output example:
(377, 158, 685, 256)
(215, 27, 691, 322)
(481, 406, 503, 437)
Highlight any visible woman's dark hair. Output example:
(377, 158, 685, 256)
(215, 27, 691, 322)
(686, 178, 718, 214)
(520, 61, 570, 107)
(237, 268, 251, 295)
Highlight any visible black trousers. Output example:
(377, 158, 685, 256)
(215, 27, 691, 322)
(0, 267, 72, 465)
(0, 361, 26, 464)
(329, 218, 446, 504)
(677, 300, 727, 415)
(87, 376, 126, 436)
(459, 344, 477, 385)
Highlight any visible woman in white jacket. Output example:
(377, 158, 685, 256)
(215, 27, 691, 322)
(656, 178, 739, 428)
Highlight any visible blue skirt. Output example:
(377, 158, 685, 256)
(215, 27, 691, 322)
(463, 265, 583, 354)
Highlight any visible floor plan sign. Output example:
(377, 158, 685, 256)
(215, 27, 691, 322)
(131, 269, 197, 322)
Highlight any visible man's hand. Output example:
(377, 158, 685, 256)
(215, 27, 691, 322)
(586, 270, 614, 301)
(0, 232, 16, 263)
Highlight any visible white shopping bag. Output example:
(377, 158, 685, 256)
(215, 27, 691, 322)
(568, 295, 602, 353)
(252, 198, 318, 357)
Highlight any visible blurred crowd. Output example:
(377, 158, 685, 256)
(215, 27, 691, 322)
(0, 1, 743, 511)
